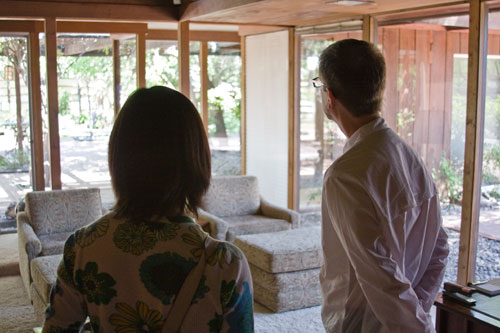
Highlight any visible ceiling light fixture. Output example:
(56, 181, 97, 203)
(325, 0, 376, 6)
(173, 0, 182, 5)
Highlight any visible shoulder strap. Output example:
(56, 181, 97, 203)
(163, 237, 213, 332)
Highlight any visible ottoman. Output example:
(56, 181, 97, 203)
(234, 226, 323, 312)
(30, 254, 62, 323)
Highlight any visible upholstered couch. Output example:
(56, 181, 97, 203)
(17, 188, 104, 298)
(198, 175, 300, 241)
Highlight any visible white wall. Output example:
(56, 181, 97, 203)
(245, 29, 290, 207)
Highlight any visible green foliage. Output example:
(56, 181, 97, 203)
(0, 149, 29, 171)
(206, 47, 242, 136)
(145, 45, 178, 89)
(307, 188, 322, 205)
(432, 155, 463, 205)
(483, 145, 500, 185)
(59, 91, 70, 116)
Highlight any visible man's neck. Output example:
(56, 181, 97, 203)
(339, 108, 380, 138)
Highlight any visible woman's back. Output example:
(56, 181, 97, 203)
(44, 213, 253, 332)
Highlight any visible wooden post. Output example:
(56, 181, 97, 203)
(113, 39, 121, 116)
(178, 21, 190, 98)
(45, 17, 61, 189)
(290, 31, 300, 210)
(240, 35, 246, 175)
(28, 31, 45, 191)
(200, 41, 209, 133)
(136, 32, 146, 88)
(362, 15, 375, 43)
(457, 0, 487, 285)
(287, 28, 298, 210)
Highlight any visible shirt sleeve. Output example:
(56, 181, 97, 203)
(42, 234, 87, 333)
(324, 175, 433, 333)
(414, 226, 449, 312)
(218, 242, 254, 333)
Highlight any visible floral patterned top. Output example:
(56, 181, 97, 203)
(42, 213, 254, 332)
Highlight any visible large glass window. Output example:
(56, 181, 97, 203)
(191, 41, 242, 176)
(378, 12, 471, 282)
(298, 32, 361, 210)
(146, 39, 178, 89)
(0, 35, 31, 232)
(477, 4, 500, 281)
(57, 33, 114, 207)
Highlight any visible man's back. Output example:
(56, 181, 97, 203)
(320, 118, 449, 332)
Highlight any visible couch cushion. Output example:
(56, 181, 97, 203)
(250, 263, 320, 294)
(225, 215, 291, 242)
(253, 280, 322, 313)
(234, 227, 322, 273)
(30, 254, 62, 304)
(26, 188, 102, 236)
(39, 232, 72, 256)
(201, 176, 260, 217)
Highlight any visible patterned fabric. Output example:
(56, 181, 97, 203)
(31, 255, 62, 304)
(249, 263, 320, 293)
(42, 213, 254, 333)
(253, 281, 322, 313)
(225, 215, 292, 242)
(39, 233, 73, 256)
(201, 176, 260, 217)
(26, 188, 102, 236)
(234, 227, 322, 273)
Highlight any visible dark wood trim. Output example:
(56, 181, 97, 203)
(240, 35, 246, 175)
(0, 20, 43, 33)
(146, 29, 240, 42)
(362, 15, 375, 42)
(178, 21, 190, 98)
(136, 32, 146, 88)
(287, 28, 298, 210)
(29, 31, 45, 191)
(57, 21, 148, 34)
(200, 41, 209, 133)
(113, 39, 121, 117)
(0, 1, 177, 21)
(44, 17, 62, 189)
(457, 0, 487, 285)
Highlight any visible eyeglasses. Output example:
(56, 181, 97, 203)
(312, 77, 324, 88)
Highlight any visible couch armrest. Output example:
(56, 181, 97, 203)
(197, 209, 229, 240)
(17, 211, 42, 297)
(17, 212, 42, 260)
(260, 197, 300, 229)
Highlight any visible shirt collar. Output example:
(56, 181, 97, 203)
(343, 117, 387, 153)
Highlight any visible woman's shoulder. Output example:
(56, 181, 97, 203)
(70, 212, 115, 248)
(204, 235, 247, 270)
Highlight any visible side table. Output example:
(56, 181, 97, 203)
(435, 291, 500, 332)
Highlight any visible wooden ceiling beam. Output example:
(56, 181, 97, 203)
(0, 20, 44, 33)
(57, 21, 148, 34)
(146, 29, 240, 42)
(180, 0, 263, 21)
(0, 1, 177, 22)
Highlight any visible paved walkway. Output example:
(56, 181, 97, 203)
(442, 208, 500, 241)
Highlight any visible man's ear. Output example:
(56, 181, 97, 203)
(327, 88, 335, 108)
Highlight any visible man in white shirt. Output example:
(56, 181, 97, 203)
(317, 39, 449, 332)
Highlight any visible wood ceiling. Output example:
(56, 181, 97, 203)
(179, 0, 466, 27)
(0, 0, 467, 27)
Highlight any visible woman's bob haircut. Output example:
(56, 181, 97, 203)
(108, 86, 211, 220)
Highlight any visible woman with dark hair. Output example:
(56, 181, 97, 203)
(43, 86, 254, 332)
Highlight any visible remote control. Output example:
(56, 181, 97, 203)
(443, 291, 476, 306)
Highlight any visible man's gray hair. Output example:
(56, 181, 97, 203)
(319, 39, 386, 117)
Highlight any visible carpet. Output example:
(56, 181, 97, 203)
(254, 303, 324, 332)
(0, 233, 20, 277)
(0, 275, 40, 332)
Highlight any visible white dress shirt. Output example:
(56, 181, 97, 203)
(320, 118, 449, 333)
